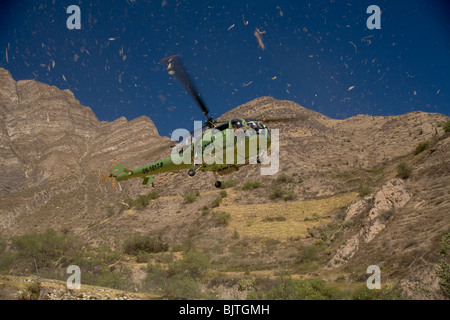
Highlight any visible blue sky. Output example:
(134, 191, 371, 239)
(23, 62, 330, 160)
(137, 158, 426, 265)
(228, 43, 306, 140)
(1, 0, 449, 137)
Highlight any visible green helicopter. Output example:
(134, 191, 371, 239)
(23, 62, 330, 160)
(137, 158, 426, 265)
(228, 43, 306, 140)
(106, 55, 272, 189)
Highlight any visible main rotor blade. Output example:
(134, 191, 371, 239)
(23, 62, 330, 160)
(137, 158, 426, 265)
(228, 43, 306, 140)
(160, 55, 210, 117)
(177, 124, 207, 143)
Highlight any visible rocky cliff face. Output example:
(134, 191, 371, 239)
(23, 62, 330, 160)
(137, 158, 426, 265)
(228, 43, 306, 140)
(0, 68, 169, 231)
(1, 69, 449, 299)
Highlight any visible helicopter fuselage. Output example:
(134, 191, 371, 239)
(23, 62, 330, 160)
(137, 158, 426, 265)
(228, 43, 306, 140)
(112, 118, 271, 186)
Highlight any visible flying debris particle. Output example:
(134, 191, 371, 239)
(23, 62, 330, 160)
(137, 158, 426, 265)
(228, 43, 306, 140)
(242, 81, 253, 87)
(413, 90, 417, 95)
(51, 60, 55, 68)
(161, 0, 168, 7)
(348, 86, 355, 91)
(242, 14, 248, 25)
(62, 74, 67, 82)
(73, 54, 79, 62)
(166, 61, 176, 75)
(349, 41, 357, 54)
(228, 24, 235, 30)
(118, 72, 124, 84)
(276, 6, 283, 17)
(437, 89, 440, 94)
(158, 94, 166, 103)
(286, 83, 291, 94)
(308, 54, 314, 58)
(254, 28, 266, 50)
(108, 37, 116, 41)
(362, 35, 374, 45)
(271, 76, 277, 80)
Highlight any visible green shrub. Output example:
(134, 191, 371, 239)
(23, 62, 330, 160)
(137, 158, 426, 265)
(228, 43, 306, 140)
(242, 182, 261, 190)
(443, 120, 450, 133)
(183, 191, 200, 203)
(146, 263, 205, 299)
(147, 191, 160, 200)
(297, 245, 320, 263)
(274, 174, 292, 184)
(162, 274, 206, 299)
(201, 206, 211, 216)
(438, 259, 450, 298)
(123, 234, 168, 255)
(18, 280, 41, 300)
(11, 228, 82, 271)
(269, 186, 285, 200)
(211, 197, 222, 208)
(168, 251, 210, 279)
(269, 186, 297, 201)
(415, 141, 429, 154)
(0, 236, 14, 272)
(136, 194, 150, 208)
(359, 186, 373, 197)
(211, 191, 228, 208)
(248, 277, 344, 300)
(283, 190, 297, 201)
(4, 230, 137, 291)
(438, 232, 450, 298)
(351, 285, 405, 300)
(124, 197, 135, 208)
(212, 211, 231, 226)
(220, 180, 236, 189)
(95, 266, 133, 291)
(124, 191, 159, 210)
(397, 162, 413, 179)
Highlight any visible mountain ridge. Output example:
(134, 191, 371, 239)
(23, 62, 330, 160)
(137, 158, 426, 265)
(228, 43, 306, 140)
(0, 68, 449, 300)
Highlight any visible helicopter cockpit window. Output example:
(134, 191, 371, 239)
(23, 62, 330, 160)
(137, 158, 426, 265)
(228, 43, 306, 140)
(214, 123, 229, 132)
(231, 119, 243, 129)
(245, 119, 264, 134)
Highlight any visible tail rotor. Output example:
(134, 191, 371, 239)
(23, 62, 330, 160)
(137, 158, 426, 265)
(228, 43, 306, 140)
(99, 159, 123, 193)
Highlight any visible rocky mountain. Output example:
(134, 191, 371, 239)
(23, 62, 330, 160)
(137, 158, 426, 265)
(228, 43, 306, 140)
(0, 68, 449, 300)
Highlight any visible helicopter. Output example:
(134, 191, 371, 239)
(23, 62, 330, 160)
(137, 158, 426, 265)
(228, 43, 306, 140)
(106, 55, 273, 189)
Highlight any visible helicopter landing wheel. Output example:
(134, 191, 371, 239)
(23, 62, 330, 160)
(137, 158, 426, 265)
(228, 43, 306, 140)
(188, 169, 196, 177)
(215, 181, 222, 188)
